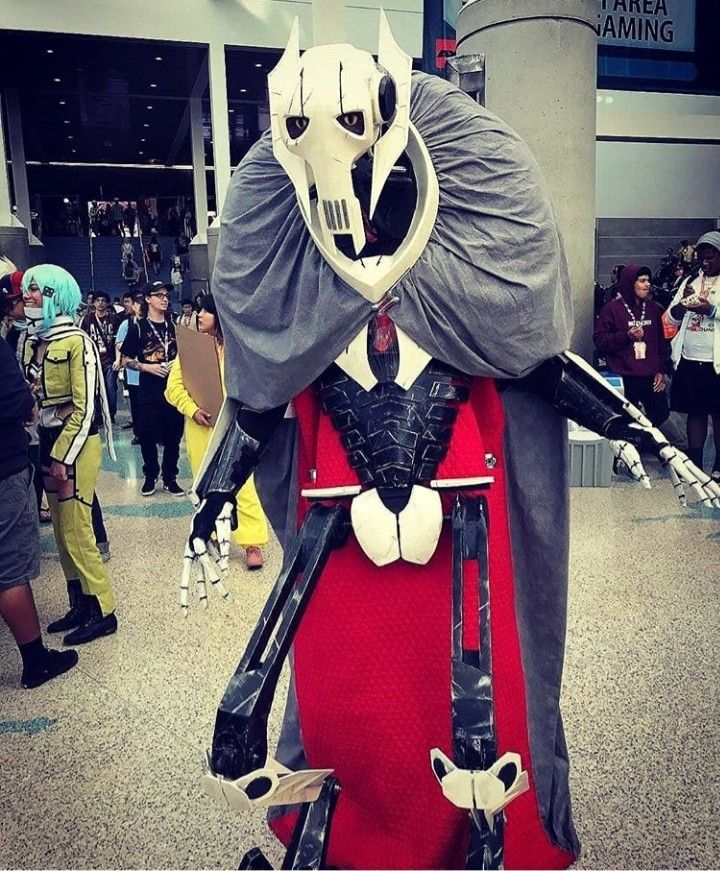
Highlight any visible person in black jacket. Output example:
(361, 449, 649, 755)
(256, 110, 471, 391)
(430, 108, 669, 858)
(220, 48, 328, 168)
(0, 338, 78, 688)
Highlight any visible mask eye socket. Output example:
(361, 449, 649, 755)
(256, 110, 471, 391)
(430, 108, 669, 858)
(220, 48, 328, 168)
(337, 112, 365, 136)
(285, 116, 309, 140)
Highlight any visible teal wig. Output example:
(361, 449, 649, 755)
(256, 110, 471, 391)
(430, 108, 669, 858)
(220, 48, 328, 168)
(22, 264, 81, 332)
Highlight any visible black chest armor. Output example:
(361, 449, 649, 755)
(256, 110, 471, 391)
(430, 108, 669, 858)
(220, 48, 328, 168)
(317, 358, 472, 494)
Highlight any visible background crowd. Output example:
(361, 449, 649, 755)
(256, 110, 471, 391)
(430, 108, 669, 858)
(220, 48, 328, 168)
(593, 232, 720, 480)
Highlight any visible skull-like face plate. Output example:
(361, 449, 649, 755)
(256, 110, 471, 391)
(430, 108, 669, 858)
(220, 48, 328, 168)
(268, 13, 411, 258)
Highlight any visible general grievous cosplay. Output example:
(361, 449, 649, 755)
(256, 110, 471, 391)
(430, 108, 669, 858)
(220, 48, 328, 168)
(180, 15, 720, 870)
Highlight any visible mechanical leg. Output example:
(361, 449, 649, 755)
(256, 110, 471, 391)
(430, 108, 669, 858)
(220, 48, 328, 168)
(238, 777, 341, 871)
(431, 496, 529, 870)
(210, 503, 351, 781)
(451, 496, 503, 869)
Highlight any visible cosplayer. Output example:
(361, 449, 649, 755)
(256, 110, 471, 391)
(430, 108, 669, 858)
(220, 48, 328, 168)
(22, 265, 118, 645)
(182, 15, 720, 870)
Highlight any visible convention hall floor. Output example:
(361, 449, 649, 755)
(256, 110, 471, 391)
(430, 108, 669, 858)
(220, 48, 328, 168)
(1, 413, 718, 870)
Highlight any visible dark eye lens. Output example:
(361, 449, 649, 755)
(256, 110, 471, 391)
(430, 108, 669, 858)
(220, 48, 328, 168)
(286, 116, 309, 139)
(337, 112, 365, 136)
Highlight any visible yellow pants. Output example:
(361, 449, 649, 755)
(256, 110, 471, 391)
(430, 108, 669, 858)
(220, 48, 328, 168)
(185, 419, 268, 548)
(44, 433, 116, 617)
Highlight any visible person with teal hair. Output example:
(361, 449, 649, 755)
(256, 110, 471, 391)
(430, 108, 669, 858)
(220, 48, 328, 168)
(21, 263, 82, 335)
(22, 265, 119, 645)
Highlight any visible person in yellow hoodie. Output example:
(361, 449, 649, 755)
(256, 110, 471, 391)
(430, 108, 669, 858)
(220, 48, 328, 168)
(22, 264, 118, 645)
(165, 293, 267, 569)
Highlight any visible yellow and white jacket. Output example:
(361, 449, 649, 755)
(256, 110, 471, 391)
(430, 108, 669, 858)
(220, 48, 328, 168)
(30, 319, 116, 465)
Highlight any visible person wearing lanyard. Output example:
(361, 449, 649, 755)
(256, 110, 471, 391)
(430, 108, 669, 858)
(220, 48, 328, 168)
(665, 231, 720, 478)
(593, 264, 669, 427)
(80, 291, 119, 422)
(115, 293, 143, 444)
(121, 281, 185, 497)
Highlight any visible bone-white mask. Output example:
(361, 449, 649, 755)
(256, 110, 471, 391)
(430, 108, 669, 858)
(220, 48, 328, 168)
(268, 13, 412, 261)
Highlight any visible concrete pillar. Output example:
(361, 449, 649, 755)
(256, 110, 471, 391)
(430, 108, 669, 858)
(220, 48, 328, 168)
(0, 91, 30, 267)
(190, 97, 209, 241)
(208, 40, 232, 217)
(5, 89, 43, 259)
(189, 95, 210, 286)
(457, 0, 597, 359)
(5, 90, 31, 232)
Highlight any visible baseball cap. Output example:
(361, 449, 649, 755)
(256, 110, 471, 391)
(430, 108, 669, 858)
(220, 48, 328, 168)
(143, 280, 171, 295)
(0, 270, 23, 301)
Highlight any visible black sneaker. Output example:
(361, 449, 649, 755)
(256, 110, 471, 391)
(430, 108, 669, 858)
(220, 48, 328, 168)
(63, 599, 117, 646)
(141, 476, 156, 497)
(163, 480, 185, 497)
(21, 648, 79, 689)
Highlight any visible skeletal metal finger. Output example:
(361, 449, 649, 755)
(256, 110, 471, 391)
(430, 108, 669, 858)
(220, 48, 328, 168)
(206, 542, 232, 599)
(664, 464, 687, 507)
(215, 517, 232, 571)
(198, 550, 230, 601)
(195, 560, 208, 609)
(681, 459, 720, 508)
(180, 544, 194, 617)
(612, 441, 650, 489)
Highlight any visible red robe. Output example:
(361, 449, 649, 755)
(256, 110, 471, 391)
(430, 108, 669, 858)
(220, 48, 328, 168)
(271, 377, 574, 870)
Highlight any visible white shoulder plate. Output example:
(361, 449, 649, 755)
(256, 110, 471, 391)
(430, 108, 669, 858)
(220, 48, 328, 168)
(334, 324, 432, 391)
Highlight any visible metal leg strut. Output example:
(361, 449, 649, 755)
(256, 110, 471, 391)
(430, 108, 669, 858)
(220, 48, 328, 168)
(211, 504, 351, 780)
(450, 496, 504, 870)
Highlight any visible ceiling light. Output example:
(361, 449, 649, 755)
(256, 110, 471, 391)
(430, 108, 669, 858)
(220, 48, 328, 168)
(63, 197, 69, 203)
(53, 77, 61, 83)
(140, 138, 146, 142)
(228, 108, 235, 113)
(240, 88, 247, 94)
(58, 100, 66, 105)
(155, 56, 162, 61)
(143, 123, 150, 128)
(254, 63, 262, 68)
(139, 151, 144, 155)
(46, 49, 54, 54)
(146, 105, 153, 109)
(71, 149, 76, 154)
(67, 135, 74, 140)
(150, 83, 157, 88)
(64, 119, 70, 124)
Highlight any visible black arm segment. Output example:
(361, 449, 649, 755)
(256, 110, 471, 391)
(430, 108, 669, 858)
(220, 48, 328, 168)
(514, 352, 647, 445)
(195, 403, 288, 501)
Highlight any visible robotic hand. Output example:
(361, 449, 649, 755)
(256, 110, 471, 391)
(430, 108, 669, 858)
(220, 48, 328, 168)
(179, 401, 287, 614)
(181, 492, 235, 616)
(607, 419, 720, 509)
(524, 351, 720, 510)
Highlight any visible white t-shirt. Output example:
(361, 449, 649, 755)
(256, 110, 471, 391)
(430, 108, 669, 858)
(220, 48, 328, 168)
(681, 275, 717, 363)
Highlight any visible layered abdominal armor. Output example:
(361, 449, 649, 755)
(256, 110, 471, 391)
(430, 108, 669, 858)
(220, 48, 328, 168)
(302, 315, 490, 566)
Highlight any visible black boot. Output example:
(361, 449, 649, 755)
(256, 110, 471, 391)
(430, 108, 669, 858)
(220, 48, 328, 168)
(47, 579, 89, 634)
(62, 597, 117, 646)
(21, 647, 79, 689)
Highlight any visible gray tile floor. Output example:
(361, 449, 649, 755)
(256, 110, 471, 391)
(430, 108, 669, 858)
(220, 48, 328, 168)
(1, 423, 718, 870)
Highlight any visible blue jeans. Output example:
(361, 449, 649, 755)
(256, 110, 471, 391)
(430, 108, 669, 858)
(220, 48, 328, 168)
(102, 361, 118, 420)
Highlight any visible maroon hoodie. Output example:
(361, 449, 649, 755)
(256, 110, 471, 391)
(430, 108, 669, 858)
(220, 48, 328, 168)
(593, 264, 666, 377)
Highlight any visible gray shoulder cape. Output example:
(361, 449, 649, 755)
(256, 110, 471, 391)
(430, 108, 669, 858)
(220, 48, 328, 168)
(213, 72, 573, 411)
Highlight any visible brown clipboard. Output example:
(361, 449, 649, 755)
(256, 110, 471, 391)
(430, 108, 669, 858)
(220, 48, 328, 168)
(174, 325, 224, 424)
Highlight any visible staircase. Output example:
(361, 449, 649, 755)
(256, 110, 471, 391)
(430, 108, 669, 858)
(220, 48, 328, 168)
(39, 235, 181, 300)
